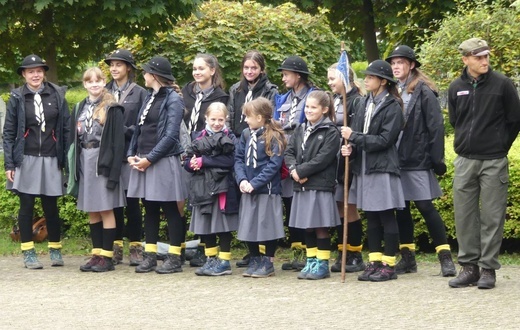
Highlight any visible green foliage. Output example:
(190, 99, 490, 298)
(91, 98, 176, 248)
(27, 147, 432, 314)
(64, 87, 88, 111)
(119, 0, 340, 90)
(418, 0, 520, 90)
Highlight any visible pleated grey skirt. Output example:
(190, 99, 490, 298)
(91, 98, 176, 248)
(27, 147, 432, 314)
(77, 148, 126, 212)
(334, 183, 344, 202)
(127, 155, 187, 202)
(7, 155, 64, 196)
(289, 190, 341, 229)
(400, 170, 443, 201)
(189, 198, 239, 235)
(237, 194, 284, 242)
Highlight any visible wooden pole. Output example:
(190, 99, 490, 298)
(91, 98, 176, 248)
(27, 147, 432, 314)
(340, 41, 350, 283)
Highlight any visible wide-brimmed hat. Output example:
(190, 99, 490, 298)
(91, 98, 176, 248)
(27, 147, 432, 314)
(17, 54, 49, 75)
(385, 45, 421, 68)
(277, 55, 311, 75)
(104, 49, 138, 69)
(141, 56, 175, 81)
(361, 60, 397, 84)
(458, 38, 490, 57)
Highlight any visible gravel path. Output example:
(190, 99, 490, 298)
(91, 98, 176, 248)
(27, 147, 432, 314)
(1, 256, 518, 329)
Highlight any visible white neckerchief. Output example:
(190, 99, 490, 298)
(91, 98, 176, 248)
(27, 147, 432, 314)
(246, 129, 259, 168)
(34, 92, 45, 132)
(188, 91, 204, 133)
(138, 92, 157, 126)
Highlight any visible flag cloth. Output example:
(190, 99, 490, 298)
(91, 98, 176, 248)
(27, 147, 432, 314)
(336, 50, 350, 91)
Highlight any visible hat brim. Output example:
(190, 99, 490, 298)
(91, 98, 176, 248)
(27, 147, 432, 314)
(276, 67, 311, 75)
(384, 54, 421, 68)
(104, 57, 138, 69)
(17, 64, 49, 75)
(361, 70, 397, 84)
(142, 63, 175, 81)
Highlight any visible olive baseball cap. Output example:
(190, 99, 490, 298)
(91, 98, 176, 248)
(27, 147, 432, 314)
(458, 38, 490, 56)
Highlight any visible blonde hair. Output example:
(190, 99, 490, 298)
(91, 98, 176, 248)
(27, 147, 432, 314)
(205, 102, 228, 119)
(327, 63, 366, 96)
(83, 67, 114, 125)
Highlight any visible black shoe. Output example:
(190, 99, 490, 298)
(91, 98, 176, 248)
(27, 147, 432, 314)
(438, 250, 456, 277)
(448, 264, 480, 288)
(358, 261, 382, 281)
(113, 244, 123, 265)
(395, 247, 417, 274)
(281, 248, 305, 271)
(477, 268, 496, 289)
(80, 255, 101, 272)
(135, 252, 157, 273)
(330, 251, 342, 272)
(236, 253, 250, 268)
(345, 251, 366, 272)
(91, 256, 115, 272)
(369, 263, 397, 282)
(189, 246, 207, 267)
(156, 254, 183, 274)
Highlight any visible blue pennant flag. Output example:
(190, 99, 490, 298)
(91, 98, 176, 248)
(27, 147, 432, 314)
(336, 50, 350, 91)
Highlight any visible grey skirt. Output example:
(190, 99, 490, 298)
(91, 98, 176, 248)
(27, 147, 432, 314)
(7, 155, 64, 196)
(237, 194, 284, 242)
(349, 172, 405, 211)
(189, 197, 239, 235)
(400, 170, 442, 201)
(127, 155, 187, 202)
(289, 190, 341, 229)
(77, 148, 126, 212)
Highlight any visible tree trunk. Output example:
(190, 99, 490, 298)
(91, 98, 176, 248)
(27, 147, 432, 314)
(362, 0, 379, 62)
(41, 8, 59, 84)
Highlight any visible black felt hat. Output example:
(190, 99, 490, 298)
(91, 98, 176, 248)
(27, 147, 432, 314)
(105, 49, 138, 69)
(142, 56, 175, 81)
(361, 60, 397, 84)
(277, 55, 311, 75)
(17, 54, 49, 75)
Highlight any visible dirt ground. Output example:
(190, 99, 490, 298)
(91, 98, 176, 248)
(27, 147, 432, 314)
(1, 255, 519, 329)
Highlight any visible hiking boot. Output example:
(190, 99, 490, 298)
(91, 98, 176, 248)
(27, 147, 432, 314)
(477, 268, 496, 289)
(189, 246, 207, 267)
(112, 244, 123, 265)
(306, 259, 330, 280)
(346, 251, 366, 272)
(236, 253, 250, 268)
(23, 249, 43, 269)
(281, 248, 305, 271)
(358, 261, 382, 281)
(330, 251, 342, 272)
(156, 254, 183, 274)
(205, 259, 232, 276)
(243, 256, 261, 277)
(448, 264, 480, 288)
(129, 245, 143, 266)
(251, 256, 275, 278)
(298, 257, 317, 279)
(80, 255, 101, 272)
(135, 252, 157, 273)
(195, 256, 218, 276)
(50, 248, 64, 267)
(438, 250, 456, 277)
(395, 247, 417, 274)
(369, 263, 397, 282)
(91, 256, 115, 272)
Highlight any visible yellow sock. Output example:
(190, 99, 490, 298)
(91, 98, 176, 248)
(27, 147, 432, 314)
(400, 243, 416, 251)
(368, 252, 383, 262)
(100, 249, 114, 258)
(114, 240, 124, 248)
(435, 244, 451, 254)
(291, 242, 304, 249)
(317, 249, 331, 260)
(144, 244, 157, 253)
(259, 244, 266, 255)
(21, 242, 35, 251)
(129, 241, 141, 248)
(205, 246, 218, 257)
(346, 244, 363, 252)
(92, 248, 102, 255)
(169, 246, 182, 255)
(181, 242, 186, 249)
(48, 241, 62, 249)
(198, 243, 206, 247)
(382, 255, 396, 267)
(306, 247, 318, 258)
(337, 244, 343, 252)
(219, 251, 231, 261)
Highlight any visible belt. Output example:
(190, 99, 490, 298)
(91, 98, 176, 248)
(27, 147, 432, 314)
(80, 141, 100, 149)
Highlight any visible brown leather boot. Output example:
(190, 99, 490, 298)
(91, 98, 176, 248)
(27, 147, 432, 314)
(448, 264, 479, 288)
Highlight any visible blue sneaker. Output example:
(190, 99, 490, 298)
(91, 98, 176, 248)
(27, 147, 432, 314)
(23, 248, 43, 269)
(50, 248, 64, 267)
(195, 256, 217, 276)
(243, 256, 261, 277)
(297, 257, 317, 279)
(204, 259, 232, 276)
(306, 259, 330, 280)
(251, 256, 275, 278)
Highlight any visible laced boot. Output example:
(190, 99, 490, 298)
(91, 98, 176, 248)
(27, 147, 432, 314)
(205, 258, 232, 276)
(448, 264, 480, 288)
(438, 250, 456, 277)
(281, 248, 305, 271)
(306, 259, 330, 280)
(135, 252, 157, 273)
(345, 251, 366, 272)
(298, 257, 317, 279)
(242, 256, 261, 277)
(395, 247, 417, 274)
(50, 248, 64, 267)
(236, 253, 250, 268)
(80, 255, 101, 272)
(369, 263, 398, 282)
(330, 251, 342, 273)
(156, 253, 183, 274)
(189, 246, 207, 267)
(477, 268, 496, 289)
(112, 243, 123, 265)
(251, 256, 275, 278)
(129, 245, 143, 266)
(23, 249, 43, 269)
(195, 256, 218, 276)
(91, 256, 115, 272)
(358, 261, 382, 281)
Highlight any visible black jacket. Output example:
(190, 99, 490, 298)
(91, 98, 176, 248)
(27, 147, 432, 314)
(227, 74, 278, 135)
(348, 94, 404, 176)
(399, 81, 445, 170)
(182, 82, 229, 133)
(127, 87, 185, 162)
(3, 82, 70, 171)
(69, 101, 125, 190)
(448, 67, 520, 159)
(285, 118, 341, 192)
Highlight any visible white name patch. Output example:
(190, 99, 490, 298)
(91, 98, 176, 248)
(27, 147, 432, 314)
(457, 90, 470, 96)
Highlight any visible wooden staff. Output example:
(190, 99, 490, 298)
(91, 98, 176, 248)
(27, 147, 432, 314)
(340, 41, 349, 283)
